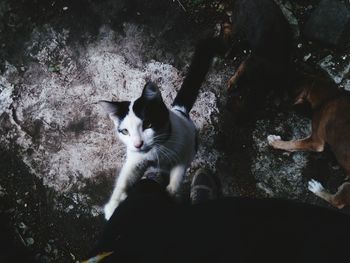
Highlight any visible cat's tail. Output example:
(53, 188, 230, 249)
(172, 36, 228, 115)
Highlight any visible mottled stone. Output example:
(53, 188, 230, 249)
(304, 0, 350, 47)
(25, 237, 35, 246)
(318, 54, 350, 86)
(274, 0, 300, 38)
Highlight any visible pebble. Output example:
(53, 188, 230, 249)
(25, 237, 35, 246)
(70, 253, 76, 260)
(45, 243, 52, 253)
(40, 255, 50, 263)
(303, 53, 312, 61)
(91, 209, 100, 217)
(18, 222, 27, 230)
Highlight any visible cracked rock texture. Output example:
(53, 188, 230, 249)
(1, 22, 223, 192)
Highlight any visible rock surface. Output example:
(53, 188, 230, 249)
(304, 0, 350, 47)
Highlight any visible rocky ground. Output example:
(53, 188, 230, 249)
(0, 0, 349, 262)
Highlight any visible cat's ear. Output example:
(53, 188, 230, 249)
(141, 82, 162, 101)
(98, 100, 129, 122)
(99, 101, 119, 115)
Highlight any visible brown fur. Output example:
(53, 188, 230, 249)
(311, 181, 350, 209)
(227, 56, 248, 92)
(268, 75, 350, 208)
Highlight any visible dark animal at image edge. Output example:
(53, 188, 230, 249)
(222, 0, 293, 113)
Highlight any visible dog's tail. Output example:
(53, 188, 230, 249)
(172, 36, 228, 115)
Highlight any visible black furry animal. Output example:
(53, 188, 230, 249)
(87, 180, 350, 263)
(172, 37, 227, 112)
(225, 0, 293, 117)
(178, 0, 293, 118)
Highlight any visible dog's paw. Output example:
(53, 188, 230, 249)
(267, 135, 282, 144)
(267, 135, 282, 147)
(308, 179, 325, 194)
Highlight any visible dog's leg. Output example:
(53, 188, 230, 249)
(308, 180, 350, 209)
(267, 135, 324, 152)
(227, 57, 248, 92)
(222, 22, 234, 44)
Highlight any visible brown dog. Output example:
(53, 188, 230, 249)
(267, 75, 350, 208)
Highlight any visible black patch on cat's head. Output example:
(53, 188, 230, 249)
(99, 100, 130, 122)
(133, 82, 169, 130)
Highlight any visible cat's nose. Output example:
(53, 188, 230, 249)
(134, 141, 144, 149)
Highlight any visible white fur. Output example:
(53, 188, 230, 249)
(104, 104, 196, 220)
(267, 134, 282, 145)
(113, 100, 156, 152)
(172, 105, 188, 115)
(308, 179, 325, 195)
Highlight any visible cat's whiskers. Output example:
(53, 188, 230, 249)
(153, 135, 187, 147)
(154, 145, 173, 164)
(154, 146, 161, 169)
(152, 134, 170, 143)
(163, 145, 182, 163)
(154, 144, 175, 164)
(157, 144, 181, 164)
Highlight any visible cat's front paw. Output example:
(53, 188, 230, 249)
(104, 192, 128, 220)
(166, 184, 178, 197)
(104, 201, 119, 221)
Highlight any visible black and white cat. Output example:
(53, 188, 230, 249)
(99, 37, 222, 220)
(99, 82, 196, 220)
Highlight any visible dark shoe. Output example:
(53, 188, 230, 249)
(190, 168, 218, 205)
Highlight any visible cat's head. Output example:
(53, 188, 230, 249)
(99, 82, 170, 153)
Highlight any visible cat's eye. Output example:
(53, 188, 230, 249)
(143, 121, 152, 130)
(119, 129, 129, 135)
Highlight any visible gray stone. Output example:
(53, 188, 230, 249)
(44, 243, 52, 254)
(318, 54, 350, 85)
(342, 78, 350, 91)
(304, 0, 350, 47)
(274, 0, 300, 38)
(25, 237, 34, 246)
(0, 185, 6, 197)
(39, 255, 51, 263)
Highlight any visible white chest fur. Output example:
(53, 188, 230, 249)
(103, 108, 196, 220)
